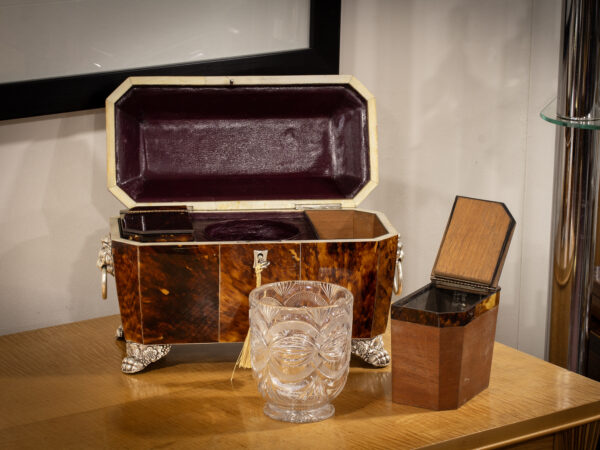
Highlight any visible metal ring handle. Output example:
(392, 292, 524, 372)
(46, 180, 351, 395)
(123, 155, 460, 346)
(393, 241, 404, 296)
(102, 266, 108, 300)
(97, 235, 113, 300)
(393, 261, 403, 295)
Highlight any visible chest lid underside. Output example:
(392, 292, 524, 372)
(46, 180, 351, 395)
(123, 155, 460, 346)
(106, 76, 378, 211)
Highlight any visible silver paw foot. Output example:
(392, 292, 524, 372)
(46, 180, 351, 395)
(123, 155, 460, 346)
(115, 325, 124, 340)
(122, 341, 172, 374)
(351, 335, 390, 367)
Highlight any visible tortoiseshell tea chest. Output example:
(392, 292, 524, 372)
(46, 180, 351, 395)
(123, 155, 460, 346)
(100, 76, 400, 373)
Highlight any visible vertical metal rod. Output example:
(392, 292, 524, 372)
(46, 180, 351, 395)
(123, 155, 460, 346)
(549, 0, 600, 373)
(556, 0, 600, 121)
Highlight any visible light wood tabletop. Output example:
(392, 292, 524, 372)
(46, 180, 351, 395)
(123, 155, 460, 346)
(1, 315, 599, 449)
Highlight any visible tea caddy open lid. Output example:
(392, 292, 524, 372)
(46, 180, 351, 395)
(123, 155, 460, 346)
(430, 196, 516, 294)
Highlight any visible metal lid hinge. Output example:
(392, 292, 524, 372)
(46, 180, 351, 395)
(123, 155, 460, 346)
(294, 203, 342, 210)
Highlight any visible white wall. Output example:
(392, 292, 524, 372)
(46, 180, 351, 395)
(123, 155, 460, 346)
(0, 1, 561, 359)
(0, 110, 122, 334)
(342, 0, 560, 358)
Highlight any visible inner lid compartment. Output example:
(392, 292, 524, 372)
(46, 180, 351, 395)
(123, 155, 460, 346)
(118, 209, 390, 242)
(121, 206, 192, 236)
(114, 84, 370, 204)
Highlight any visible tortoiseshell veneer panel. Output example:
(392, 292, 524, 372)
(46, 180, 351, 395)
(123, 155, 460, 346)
(391, 284, 499, 328)
(109, 208, 398, 345)
(138, 245, 219, 344)
(219, 243, 300, 342)
(111, 237, 396, 344)
(301, 241, 379, 338)
(371, 235, 398, 335)
(111, 241, 142, 342)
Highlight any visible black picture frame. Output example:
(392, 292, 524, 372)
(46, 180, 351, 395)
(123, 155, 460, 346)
(0, 0, 340, 121)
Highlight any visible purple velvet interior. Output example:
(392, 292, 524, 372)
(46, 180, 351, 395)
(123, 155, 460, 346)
(204, 220, 299, 241)
(114, 85, 370, 203)
(193, 212, 317, 241)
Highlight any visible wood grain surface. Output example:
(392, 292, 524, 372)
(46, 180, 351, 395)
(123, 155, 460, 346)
(1, 316, 599, 449)
(392, 307, 498, 410)
(432, 196, 515, 289)
(305, 210, 389, 239)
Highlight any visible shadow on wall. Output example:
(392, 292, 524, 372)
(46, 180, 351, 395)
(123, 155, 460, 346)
(0, 109, 121, 334)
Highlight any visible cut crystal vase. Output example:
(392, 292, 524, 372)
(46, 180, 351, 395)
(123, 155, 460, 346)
(249, 280, 353, 423)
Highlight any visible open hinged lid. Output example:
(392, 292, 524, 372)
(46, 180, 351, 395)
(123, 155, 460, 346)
(430, 196, 515, 294)
(105, 75, 378, 210)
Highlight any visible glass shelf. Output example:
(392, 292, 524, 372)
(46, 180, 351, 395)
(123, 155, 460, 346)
(540, 98, 600, 130)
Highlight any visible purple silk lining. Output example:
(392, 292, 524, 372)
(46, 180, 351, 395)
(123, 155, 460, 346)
(114, 85, 370, 203)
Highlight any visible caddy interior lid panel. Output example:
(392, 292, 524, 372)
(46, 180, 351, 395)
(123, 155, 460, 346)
(113, 84, 370, 204)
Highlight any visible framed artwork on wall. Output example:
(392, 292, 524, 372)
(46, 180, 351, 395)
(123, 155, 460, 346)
(0, 0, 340, 120)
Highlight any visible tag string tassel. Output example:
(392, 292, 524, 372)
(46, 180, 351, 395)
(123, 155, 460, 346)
(231, 253, 269, 381)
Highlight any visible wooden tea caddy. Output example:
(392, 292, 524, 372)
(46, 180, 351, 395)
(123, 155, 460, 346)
(98, 76, 401, 373)
(391, 196, 515, 410)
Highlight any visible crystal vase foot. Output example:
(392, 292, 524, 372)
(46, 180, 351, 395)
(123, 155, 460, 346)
(264, 403, 335, 423)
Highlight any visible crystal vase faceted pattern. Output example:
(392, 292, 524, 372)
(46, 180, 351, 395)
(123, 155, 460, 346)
(249, 280, 353, 423)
